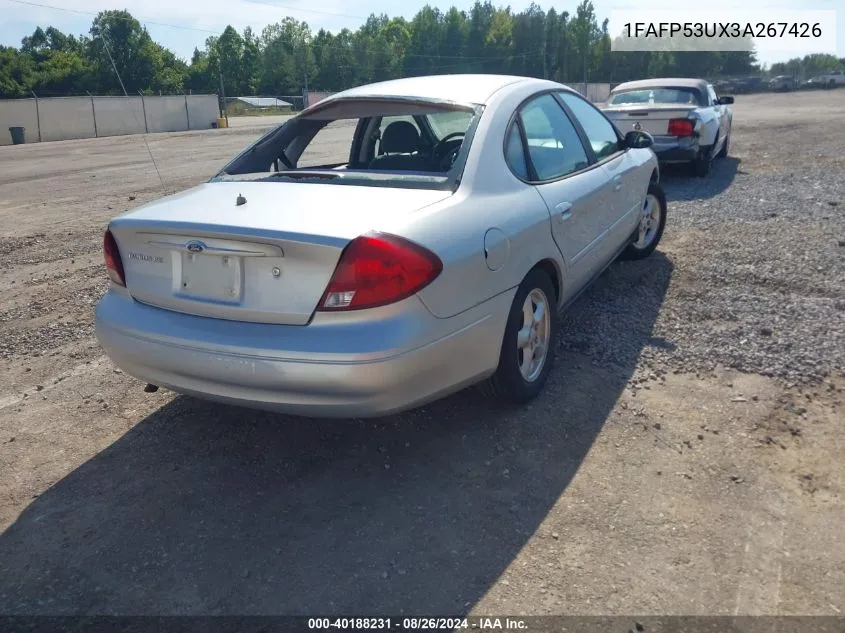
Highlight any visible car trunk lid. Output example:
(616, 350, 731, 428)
(601, 104, 698, 136)
(109, 181, 452, 325)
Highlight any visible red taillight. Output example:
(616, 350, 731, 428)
(318, 232, 442, 311)
(103, 228, 126, 287)
(668, 118, 694, 137)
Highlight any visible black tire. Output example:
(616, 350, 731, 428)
(716, 131, 730, 158)
(692, 144, 713, 177)
(620, 182, 667, 261)
(478, 269, 558, 404)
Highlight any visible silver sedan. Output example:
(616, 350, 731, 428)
(95, 74, 667, 418)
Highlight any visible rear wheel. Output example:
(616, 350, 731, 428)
(620, 182, 667, 261)
(692, 143, 714, 177)
(478, 269, 558, 404)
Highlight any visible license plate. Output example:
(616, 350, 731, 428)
(179, 252, 242, 302)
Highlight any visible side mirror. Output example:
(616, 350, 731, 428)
(624, 130, 654, 150)
(717, 96, 735, 105)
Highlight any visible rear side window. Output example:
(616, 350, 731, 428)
(557, 92, 621, 161)
(505, 124, 528, 179)
(515, 94, 589, 181)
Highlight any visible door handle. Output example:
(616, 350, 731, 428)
(555, 201, 573, 222)
(612, 175, 623, 191)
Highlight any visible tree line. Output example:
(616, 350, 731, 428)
(1, 1, 842, 99)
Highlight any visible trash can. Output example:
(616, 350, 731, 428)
(9, 126, 26, 145)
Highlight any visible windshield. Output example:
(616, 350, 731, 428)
(608, 87, 702, 106)
(215, 99, 479, 190)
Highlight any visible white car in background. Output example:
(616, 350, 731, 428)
(814, 70, 845, 89)
(601, 78, 734, 177)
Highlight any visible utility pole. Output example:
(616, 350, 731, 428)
(542, 25, 548, 79)
(218, 68, 228, 124)
(582, 28, 589, 91)
(583, 49, 588, 87)
(301, 42, 309, 92)
(561, 13, 569, 83)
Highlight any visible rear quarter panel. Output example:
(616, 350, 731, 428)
(696, 107, 720, 146)
(382, 186, 562, 320)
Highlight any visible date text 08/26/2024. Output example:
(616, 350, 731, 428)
(307, 617, 528, 630)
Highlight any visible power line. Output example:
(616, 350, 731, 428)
(243, 0, 370, 21)
(4, 0, 220, 34)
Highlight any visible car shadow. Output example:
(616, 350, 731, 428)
(660, 156, 740, 202)
(0, 254, 674, 616)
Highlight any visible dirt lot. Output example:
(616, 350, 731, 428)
(0, 91, 843, 616)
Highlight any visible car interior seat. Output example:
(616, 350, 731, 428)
(368, 121, 432, 171)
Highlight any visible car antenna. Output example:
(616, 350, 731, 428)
(100, 34, 166, 192)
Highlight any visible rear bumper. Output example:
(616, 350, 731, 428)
(651, 136, 700, 163)
(94, 288, 512, 418)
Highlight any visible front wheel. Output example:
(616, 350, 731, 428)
(478, 269, 559, 404)
(620, 182, 667, 261)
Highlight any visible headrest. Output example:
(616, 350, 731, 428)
(381, 120, 420, 153)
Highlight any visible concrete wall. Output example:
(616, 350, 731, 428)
(94, 96, 146, 137)
(0, 87, 615, 146)
(571, 83, 613, 103)
(39, 97, 97, 142)
(186, 95, 220, 130)
(0, 94, 219, 146)
(144, 95, 189, 133)
(0, 99, 39, 144)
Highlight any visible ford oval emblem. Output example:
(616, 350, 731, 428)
(186, 241, 205, 253)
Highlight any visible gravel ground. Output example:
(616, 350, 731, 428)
(0, 91, 843, 617)
(562, 99, 845, 385)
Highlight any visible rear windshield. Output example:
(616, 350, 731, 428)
(608, 87, 702, 106)
(216, 99, 479, 190)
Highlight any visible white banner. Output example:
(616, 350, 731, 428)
(609, 9, 838, 55)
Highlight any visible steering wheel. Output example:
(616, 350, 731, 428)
(432, 132, 465, 170)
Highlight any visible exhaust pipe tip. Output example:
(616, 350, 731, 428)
(143, 383, 159, 393)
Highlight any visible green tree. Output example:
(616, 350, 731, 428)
(260, 18, 314, 94)
(0, 46, 35, 97)
(4, 3, 775, 99)
(88, 10, 158, 93)
(239, 27, 261, 94)
(405, 6, 442, 77)
(211, 26, 244, 96)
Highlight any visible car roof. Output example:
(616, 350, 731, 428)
(611, 78, 709, 93)
(321, 74, 547, 106)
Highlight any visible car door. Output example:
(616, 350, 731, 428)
(556, 90, 642, 254)
(506, 92, 614, 297)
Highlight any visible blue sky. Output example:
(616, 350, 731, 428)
(1, 0, 841, 66)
